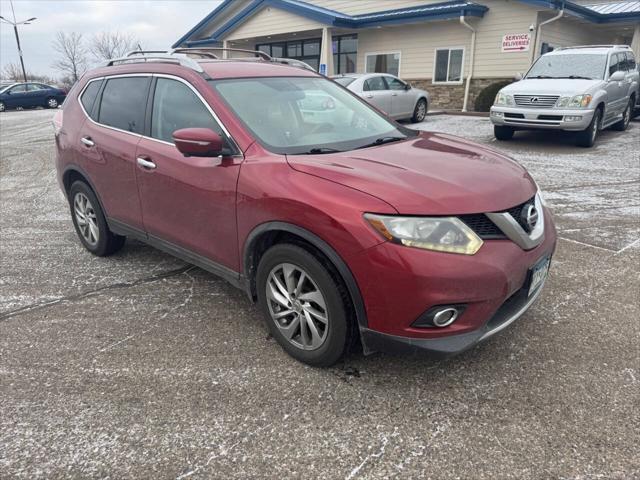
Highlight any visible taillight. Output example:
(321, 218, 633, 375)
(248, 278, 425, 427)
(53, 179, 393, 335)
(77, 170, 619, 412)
(52, 110, 63, 136)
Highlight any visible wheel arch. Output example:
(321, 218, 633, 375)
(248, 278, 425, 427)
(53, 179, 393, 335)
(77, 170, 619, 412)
(62, 165, 108, 217)
(242, 221, 368, 329)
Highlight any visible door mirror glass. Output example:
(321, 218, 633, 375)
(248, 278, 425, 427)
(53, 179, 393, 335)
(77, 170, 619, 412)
(609, 70, 625, 82)
(173, 128, 225, 157)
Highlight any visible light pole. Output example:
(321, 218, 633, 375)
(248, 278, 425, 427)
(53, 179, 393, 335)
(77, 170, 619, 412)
(0, 12, 37, 83)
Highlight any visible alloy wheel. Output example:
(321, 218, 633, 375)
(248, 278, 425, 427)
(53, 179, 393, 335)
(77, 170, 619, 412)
(48, 98, 58, 108)
(266, 263, 329, 350)
(0, 102, 5, 112)
(623, 102, 631, 128)
(591, 111, 600, 143)
(73, 192, 99, 246)
(416, 100, 426, 121)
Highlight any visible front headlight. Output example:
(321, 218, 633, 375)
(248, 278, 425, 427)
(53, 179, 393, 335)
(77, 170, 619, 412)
(364, 214, 483, 255)
(494, 92, 514, 106)
(556, 94, 592, 108)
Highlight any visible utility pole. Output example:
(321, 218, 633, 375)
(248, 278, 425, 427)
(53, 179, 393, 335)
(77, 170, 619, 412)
(0, 0, 36, 83)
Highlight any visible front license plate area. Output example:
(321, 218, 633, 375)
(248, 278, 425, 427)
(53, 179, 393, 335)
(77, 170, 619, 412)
(528, 256, 550, 297)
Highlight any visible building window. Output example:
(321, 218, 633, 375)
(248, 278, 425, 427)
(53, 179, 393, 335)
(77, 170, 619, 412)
(332, 34, 357, 74)
(434, 48, 464, 83)
(256, 38, 320, 71)
(365, 52, 400, 77)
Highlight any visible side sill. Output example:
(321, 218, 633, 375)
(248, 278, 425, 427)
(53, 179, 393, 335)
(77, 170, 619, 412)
(107, 218, 247, 293)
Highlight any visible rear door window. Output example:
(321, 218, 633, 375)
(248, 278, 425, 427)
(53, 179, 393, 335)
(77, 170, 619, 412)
(608, 53, 621, 76)
(363, 76, 388, 91)
(150, 77, 224, 144)
(80, 80, 102, 118)
(97, 77, 150, 134)
(626, 52, 636, 70)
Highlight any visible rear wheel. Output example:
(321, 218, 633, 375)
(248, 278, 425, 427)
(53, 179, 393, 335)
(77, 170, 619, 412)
(69, 181, 125, 256)
(412, 98, 428, 123)
(0, 101, 5, 112)
(576, 108, 602, 148)
(46, 97, 58, 109)
(494, 125, 514, 141)
(256, 244, 350, 367)
(612, 98, 633, 131)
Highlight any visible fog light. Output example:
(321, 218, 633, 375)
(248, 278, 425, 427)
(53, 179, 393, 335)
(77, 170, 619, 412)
(491, 111, 504, 117)
(564, 115, 582, 122)
(433, 308, 459, 327)
(412, 304, 466, 328)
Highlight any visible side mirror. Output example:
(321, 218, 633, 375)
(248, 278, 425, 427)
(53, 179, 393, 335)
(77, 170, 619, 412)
(609, 70, 625, 82)
(404, 83, 412, 90)
(173, 128, 226, 157)
(514, 72, 523, 81)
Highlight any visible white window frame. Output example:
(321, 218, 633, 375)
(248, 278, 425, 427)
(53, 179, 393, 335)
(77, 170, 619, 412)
(432, 47, 465, 85)
(364, 51, 402, 77)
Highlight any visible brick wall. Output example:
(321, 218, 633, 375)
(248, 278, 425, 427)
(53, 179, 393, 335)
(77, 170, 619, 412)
(410, 78, 513, 111)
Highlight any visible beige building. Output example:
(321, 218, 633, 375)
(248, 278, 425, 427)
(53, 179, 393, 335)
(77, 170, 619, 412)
(174, 0, 640, 110)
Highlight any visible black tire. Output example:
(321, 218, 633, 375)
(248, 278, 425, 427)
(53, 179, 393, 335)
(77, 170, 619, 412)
(0, 101, 5, 112)
(494, 125, 514, 140)
(576, 108, 602, 148)
(411, 98, 428, 123)
(46, 97, 58, 109)
(256, 244, 351, 367)
(612, 98, 633, 131)
(69, 181, 125, 256)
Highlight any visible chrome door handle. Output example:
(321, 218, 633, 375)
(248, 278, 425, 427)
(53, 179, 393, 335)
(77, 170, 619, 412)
(136, 157, 156, 169)
(391, 93, 398, 96)
(80, 136, 94, 147)
(365, 94, 373, 98)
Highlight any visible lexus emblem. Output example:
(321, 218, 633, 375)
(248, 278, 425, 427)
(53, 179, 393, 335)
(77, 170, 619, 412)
(531, 97, 539, 103)
(522, 204, 539, 232)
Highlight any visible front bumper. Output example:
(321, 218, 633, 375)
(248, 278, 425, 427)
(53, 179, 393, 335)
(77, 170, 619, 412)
(490, 106, 594, 131)
(348, 207, 557, 357)
(360, 275, 547, 357)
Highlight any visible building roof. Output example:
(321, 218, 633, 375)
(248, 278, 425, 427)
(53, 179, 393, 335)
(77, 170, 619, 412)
(174, 0, 640, 48)
(174, 0, 488, 47)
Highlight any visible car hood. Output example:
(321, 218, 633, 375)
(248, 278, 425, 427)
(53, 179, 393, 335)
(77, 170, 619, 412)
(502, 78, 600, 95)
(286, 132, 536, 215)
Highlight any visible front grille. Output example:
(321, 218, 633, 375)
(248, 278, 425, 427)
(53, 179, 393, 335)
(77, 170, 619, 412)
(538, 114, 563, 121)
(514, 94, 559, 108)
(506, 196, 535, 231)
(459, 214, 505, 239)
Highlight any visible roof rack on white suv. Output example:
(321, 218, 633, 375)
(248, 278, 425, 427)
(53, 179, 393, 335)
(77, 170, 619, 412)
(104, 48, 315, 73)
(557, 45, 631, 50)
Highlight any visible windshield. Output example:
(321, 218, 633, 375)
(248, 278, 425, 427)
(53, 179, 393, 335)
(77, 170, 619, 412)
(333, 77, 356, 87)
(209, 76, 414, 154)
(526, 54, 607, 80)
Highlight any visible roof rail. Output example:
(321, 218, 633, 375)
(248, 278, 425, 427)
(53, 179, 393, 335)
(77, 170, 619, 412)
(104, 51, 204, 72)
(171, 47, 272, 61)
(558, 44, 630, 50)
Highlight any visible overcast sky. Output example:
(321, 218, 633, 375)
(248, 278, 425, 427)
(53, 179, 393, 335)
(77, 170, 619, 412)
(0, 0, 222, 79)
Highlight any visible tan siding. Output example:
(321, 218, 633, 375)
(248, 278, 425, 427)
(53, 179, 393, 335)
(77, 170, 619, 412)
(195, 0, 252, 40)
(539, 16, 616, 48)
(312, 0, 443, 15)
(225, 7, 324, 41)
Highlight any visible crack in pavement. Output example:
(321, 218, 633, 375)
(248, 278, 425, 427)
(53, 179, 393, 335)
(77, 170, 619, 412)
(0, 265, 192, 322)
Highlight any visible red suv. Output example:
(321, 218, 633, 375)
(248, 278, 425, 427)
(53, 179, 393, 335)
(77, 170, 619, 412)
(54, 50, 556, 366)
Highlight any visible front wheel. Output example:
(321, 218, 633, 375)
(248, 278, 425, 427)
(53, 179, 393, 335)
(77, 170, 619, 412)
(0, 101, 5, 112)
(612, 98, 633, 131)
(411, 98, 428, 123)
(256, 244, 350, 367)
(576, 109, 602, 148)
(494, 125, 514, 141)
(46, 97, 58, 109)
(69, 181, 125, 256)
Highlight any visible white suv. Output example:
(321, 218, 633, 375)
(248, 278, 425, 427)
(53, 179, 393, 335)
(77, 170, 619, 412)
(490, 45, 638, 147)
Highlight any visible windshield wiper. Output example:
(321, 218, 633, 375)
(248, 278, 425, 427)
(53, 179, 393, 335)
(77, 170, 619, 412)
(528, 75, 555, 79)
(302, 147, 343, 155)
(356, 136, 406, 150)
(557, 75, 594, 80)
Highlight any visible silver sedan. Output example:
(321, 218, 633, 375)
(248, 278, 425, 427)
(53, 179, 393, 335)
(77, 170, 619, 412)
(332, 73, 429, 122)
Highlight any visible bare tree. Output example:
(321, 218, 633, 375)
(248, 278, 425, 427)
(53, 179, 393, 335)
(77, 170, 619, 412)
(2, 61, 56, 84)
(90, 31, 140, 61)
(52, 31, 88, 83)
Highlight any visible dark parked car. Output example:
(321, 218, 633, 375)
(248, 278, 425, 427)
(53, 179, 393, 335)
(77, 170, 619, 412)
(0, 82, 66, 112)
(54, 50, 556, 367)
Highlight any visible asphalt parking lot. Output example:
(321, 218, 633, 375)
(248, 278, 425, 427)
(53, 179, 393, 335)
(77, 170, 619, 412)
(1, 108, 639, 479)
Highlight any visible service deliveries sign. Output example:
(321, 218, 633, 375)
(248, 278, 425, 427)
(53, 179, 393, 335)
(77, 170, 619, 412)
(502, 33, 530, 53)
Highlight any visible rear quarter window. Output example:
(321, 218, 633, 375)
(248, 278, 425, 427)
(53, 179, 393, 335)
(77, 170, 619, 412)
(80, 80, 103, 119)
(97, 77, 150, 134)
